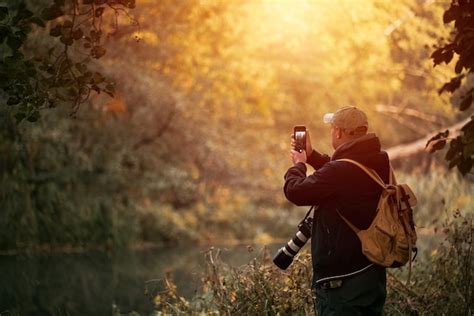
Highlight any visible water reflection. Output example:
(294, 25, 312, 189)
(0, 244, 280, 315)
(0, 234, 437, 315)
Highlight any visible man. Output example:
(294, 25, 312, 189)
(284, 106, 389, 316)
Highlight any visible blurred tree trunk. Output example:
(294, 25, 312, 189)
(387, 117, 471, 166)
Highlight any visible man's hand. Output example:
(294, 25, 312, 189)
(290, 149, 307, 165)
(290, 129, 313, 154)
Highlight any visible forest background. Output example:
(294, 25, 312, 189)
(0, 0, 473, 315)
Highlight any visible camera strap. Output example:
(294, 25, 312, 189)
(300, 205, 317, 225)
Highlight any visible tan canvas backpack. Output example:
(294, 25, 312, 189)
(335, 159, 418, 282)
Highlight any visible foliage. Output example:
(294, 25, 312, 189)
(0, 0, 136, 123)
(429, 0, 474, 176)
(1, 0, 472, 253)
(153, 248, 315, 315)
(385, 211, 473, 315)
(152, 212, 473, 315)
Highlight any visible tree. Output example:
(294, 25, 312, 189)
(0, 0, 136, 122)
(429, 0, 474, 176)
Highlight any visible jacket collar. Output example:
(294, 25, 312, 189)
(331, 133, 381, 160)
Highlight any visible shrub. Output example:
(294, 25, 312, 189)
(152, 212, 473, 315)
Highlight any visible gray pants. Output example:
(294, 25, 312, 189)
(313, 266, 387, 316)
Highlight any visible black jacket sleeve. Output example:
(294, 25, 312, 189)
(283, 161, 339, 206)
(307, 149, 330, 170)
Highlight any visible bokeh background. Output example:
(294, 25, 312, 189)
(0, 0, 472, 315)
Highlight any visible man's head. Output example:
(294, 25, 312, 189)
(323, 106, 368, 149)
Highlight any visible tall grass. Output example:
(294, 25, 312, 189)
(143, 166, 474, 315)
(148, 212, 472, 315)
(397, 167, 474, 227)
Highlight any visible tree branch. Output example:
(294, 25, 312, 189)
(375, 104, 445, 125)
(386, 117, 471, 161)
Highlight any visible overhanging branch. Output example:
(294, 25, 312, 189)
(386, 117, 471, 161)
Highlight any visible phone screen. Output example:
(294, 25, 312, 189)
(294, 126, 306, 152)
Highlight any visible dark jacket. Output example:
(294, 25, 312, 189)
(283, 133, 390, 287)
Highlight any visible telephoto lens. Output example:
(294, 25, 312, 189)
(273, 217, 312, 270)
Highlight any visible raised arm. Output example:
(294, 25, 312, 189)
(284, 161, 338, 206)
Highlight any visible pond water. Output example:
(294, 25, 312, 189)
(0, 243, 281, 315)
(0, 233, 439, 316)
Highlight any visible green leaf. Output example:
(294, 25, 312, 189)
(27, 110, 40, 122)
(7, 35, 22, 50)
(14, 30, 27, 41)
(463, 142, 474, 159)
(14, 112, 26, 123)
(443, 5, 460, 24)
(429, 139, 446, 153)
(0, 7, 8, 21)
(454, 58, 463, 74)
(63, 20, 73, 28)
(91, 45, 106, 59)
(75, 62, 87, 73)
(0, 25, 10, 43)
(41, 5, 63, 21)
(445, 144, 458, 161)
(461, 119, 474, 133)
(459, 93, 472, 111)
(72, 28, 83, 40)
(91, 84, 101, 93)
(60, 34, 73, 46)
(426, 129, 449, 148)
(457, 158, 472, 176)
(438, 75, 464, 94)
(444, 50, 454, 64)
(29, 16, 45, 27)
(92, 72, 105, 84)
(448, 153, 463, 169)
(90, 30, 102, 42)
(431, 45, 455, 66)
(15, 7, 33, 21)
(7, 96, 20, 105)
(49, 24, 62, 37)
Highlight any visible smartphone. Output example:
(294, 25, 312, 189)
(294, 125, 306, 153)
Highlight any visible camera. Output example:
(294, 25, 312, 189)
(273, 209, 313, 270)
(294, 125, 306, 153)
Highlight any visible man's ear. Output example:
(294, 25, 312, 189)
(336, 128, 342, 139)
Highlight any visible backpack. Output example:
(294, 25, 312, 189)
(335, 159, 418, 283)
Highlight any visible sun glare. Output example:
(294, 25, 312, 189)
(241, 0, 337, 56)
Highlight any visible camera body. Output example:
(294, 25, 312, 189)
(294, 125, 306, 153)
(273, 215, 313, 270)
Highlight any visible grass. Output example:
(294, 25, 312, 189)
(136, 166, 474, 315)
(145, 211, 472, 315)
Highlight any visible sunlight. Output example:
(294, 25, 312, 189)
(243, 0, 321, 46)
(259, 0, 314, 32)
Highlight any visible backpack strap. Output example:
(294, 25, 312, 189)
(389, 162, 396, 185)
(336, 159, 387, 189)
(335, 158, 391, 234)
(336, 209, 361, 233)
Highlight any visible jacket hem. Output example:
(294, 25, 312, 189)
(315, 263, 374, 284)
